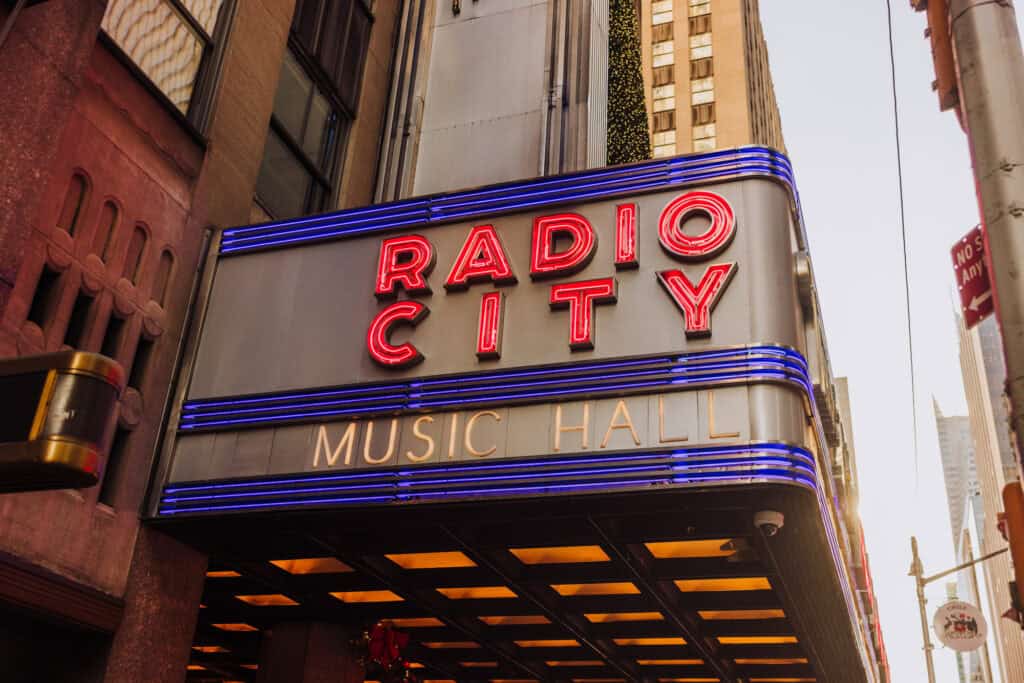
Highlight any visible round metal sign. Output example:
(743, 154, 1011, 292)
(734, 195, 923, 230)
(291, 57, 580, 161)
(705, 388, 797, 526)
(933, 600, 987, 652)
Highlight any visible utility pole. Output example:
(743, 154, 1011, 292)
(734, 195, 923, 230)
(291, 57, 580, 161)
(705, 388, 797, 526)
(910, 535, 1010, 682)
(948, 0, 1024, 480)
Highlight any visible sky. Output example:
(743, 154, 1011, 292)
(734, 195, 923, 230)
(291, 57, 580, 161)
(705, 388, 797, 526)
(758, 2, 1024, 681)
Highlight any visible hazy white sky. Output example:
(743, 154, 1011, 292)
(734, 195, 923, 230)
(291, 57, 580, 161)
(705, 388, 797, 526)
(758, 2, 1023, 681)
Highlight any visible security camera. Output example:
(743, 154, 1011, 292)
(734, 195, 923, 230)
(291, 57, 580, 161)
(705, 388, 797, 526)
(754, 510, 785, 537)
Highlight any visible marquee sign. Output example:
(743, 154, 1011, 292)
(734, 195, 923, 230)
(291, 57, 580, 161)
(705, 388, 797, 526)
(153, 148, 823, 516)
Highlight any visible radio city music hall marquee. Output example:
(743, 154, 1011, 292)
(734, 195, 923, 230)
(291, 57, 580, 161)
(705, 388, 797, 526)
(152, 149, 820, 515)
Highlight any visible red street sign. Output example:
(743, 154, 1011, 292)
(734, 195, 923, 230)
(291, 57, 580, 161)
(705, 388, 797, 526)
(952, 226, 993, 329)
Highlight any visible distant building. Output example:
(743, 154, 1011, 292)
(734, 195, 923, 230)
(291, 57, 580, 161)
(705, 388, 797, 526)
(935, 400, 980, 547)
(958, 316, 1024, 682)
(638, 0, 785, 156)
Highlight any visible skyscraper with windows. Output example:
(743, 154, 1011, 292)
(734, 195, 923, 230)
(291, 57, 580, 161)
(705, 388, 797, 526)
(638, 0, 784, 156)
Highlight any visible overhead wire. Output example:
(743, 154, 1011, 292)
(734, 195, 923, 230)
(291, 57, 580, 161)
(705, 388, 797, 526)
(885, 0, 921, 491)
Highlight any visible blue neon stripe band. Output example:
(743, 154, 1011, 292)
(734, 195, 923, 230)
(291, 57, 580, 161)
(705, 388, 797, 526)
(157, 444, 815, 515)
(217, 147, 802, 255)
(179, 345, 810, 431)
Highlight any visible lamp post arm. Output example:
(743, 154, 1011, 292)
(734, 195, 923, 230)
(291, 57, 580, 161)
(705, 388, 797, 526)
(923, 547, 1009, 586)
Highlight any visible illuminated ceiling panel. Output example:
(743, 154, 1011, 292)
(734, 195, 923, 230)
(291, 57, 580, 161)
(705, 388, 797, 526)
(211, 623, 258, 632)
(509, 546, 610, 564)
(718, 636, 798, 645)
(644, 539, 735, 558)
(545, 661, 605, 666)
(698, 609, 786, 620)
(550, 582, 640, 596)
(205, 570, 240, 578)
(479, 615, 551, 625)
(437, 586, 517, 599)
(192, 645, 229, 653)
(515, 639, 581, 648)
(330, 590, 404, 603)
(612, 637, 686, 646)
(385, 617, 445, 628)
(636, 660, 704, 666)
(270, 557, 352, 574)
(734, 658, 808, 665)
(235, 594, 299, 606)
(674, 577, 771, 592)
(584, 612, 664, 623)
(385, 551, 477, 569)
(422, 642, 482, 649)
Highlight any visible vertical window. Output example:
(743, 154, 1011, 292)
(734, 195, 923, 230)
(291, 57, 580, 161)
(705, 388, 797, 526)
(153, 250, 174, 305)
(652, 22, 673, 43)
(98, 428, 129, 507)
(28, 266, 61, 328)
(128, 337, 155, 391)
(123, 226, 148, 284)
(653, 111, 676, 133)
(101, 315, 125, 359)
(255, 0, 374, 219)
(57, 173, 89, 236)
(652, 65, 675, 87)
(64, 291, 95, 348)
(94, 201, 119, 260)
(100, 0, 234, 127)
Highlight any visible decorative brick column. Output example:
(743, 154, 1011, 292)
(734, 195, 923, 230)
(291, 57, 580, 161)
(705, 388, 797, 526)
(101, 527, 208, 683)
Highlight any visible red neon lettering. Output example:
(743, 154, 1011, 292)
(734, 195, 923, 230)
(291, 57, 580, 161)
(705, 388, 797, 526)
(658, 191, 736, 260)
(615, 203, 638, 269)
(476, 291, 505, 359)
(549, 278, 618, 350)
(375, 235, 435, 298)
(445, 225, 517, 290)
(530, 213, 597, 279)
(367, 301, 430, 367)
(656, 264, 737, 337)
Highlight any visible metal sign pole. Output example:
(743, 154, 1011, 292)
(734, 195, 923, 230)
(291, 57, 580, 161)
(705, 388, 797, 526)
(911, 536, 939, 683)
(949, 0, 1024, 478)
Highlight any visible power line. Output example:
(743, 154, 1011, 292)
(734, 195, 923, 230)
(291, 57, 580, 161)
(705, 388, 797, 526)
(885, 0, 921, 490)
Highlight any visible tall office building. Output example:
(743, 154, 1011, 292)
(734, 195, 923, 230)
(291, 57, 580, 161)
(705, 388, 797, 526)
(935, 400, 980, 547)
(958, 316, 1024, 683)
(638, 0, 784, 157)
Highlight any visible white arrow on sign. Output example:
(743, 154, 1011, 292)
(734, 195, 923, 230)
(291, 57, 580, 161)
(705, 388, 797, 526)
(969, 290, 992, 311)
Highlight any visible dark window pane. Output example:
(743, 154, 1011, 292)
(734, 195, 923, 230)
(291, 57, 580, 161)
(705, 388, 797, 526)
(653, 65, 674, 87)
(689, 15, 711, 35)
(319, 0, 353, 84)
(28, 266, 61, 329)
(98, 428, 129, 507)
(337, 5, 369, 110)
(273, 51, 314, 141)
(64, 291, 94, 348)
(652, 22, 673, 43)
(303, 90, 332, 161)
(101, 315, 125, 359)
(293, 0, 323, 53)
(691, 58, 713, 80)
(123, 226, 147, 284)
(128, 337, 155, 391)
(256, 129, 313, 219)
(57, 174, 88, 235)
(94, 201, 119, 260)
(653, 110, 675, 132)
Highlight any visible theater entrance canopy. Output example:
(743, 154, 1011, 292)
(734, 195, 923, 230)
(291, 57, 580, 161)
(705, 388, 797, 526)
(149, 148, 885, 683)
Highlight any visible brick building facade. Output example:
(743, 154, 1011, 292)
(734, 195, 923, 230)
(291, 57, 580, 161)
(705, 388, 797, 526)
(0, 1, 399, 680)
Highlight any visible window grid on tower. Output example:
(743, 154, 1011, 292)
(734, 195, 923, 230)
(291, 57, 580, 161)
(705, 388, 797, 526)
(650, 0, 676, 158)
(688, 0, 716, 152)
